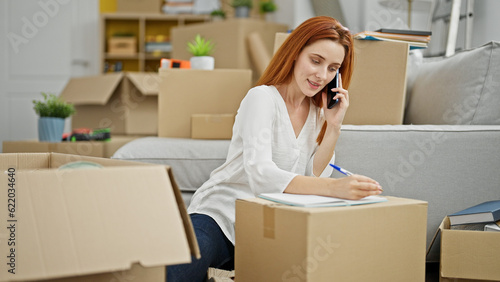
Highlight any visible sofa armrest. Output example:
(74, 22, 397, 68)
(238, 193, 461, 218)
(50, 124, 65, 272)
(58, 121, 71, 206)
(335, 124, 500, 261)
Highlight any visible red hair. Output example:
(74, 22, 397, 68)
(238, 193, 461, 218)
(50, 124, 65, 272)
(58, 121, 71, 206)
(256, 16, 355, 144)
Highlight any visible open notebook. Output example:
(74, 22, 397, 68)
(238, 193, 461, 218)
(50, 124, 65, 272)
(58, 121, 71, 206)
(258, 193, 387, 207)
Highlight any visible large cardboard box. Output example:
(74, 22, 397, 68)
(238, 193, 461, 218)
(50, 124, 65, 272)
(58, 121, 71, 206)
(273, 34, 408, 125)
(171, 19, 288, 82)
(158, 69, 252, 138)
(2, 136, 139, 158)
(346, 39, 409, 125)
(0, 153, 199, 281)
(60, 72, 160, 135)
(235, 196, 428, 282)
(428, 217, 500, 281)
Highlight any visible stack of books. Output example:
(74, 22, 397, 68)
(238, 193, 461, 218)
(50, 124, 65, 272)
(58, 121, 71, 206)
(162, 0, 193, 14)
(354, 28, 431, 49)
(448, 200, 500, 232)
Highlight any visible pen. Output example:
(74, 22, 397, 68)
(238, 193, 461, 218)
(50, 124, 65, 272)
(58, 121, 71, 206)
(330, 164, 384, 192)
(329, 164, 354, 176)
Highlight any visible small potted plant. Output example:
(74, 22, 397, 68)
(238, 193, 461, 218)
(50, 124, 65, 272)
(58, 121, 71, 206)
(260, 0, 277, 21)
(210, 9, 226, 21)
(187, 34, 215, 70)
(232, 0, 253, 18)
(33, 92, 75, 142)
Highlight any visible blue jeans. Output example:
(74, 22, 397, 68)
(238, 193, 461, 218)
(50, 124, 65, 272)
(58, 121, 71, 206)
(166, 213, 234, 282)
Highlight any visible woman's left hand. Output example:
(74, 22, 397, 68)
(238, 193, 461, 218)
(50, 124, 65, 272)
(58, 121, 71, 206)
(322, 73, 349, 129)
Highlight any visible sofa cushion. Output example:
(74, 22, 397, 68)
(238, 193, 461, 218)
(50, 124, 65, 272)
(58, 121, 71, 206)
(405, 41, 500, 125)
(112, 137, 230, 193)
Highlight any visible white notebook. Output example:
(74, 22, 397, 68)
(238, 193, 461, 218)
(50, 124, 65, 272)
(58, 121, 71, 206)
(258, 193, 387, 207)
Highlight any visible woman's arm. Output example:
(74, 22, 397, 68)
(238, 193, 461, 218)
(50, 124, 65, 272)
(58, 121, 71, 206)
(284, 174, 383, 200)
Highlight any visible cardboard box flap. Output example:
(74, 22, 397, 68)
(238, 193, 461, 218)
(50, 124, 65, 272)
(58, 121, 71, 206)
(426, 216, 448, 258)
(0, 153, 193, 281)
(59, 72, 124, 105)
(126, 72, 159, 96)
(50, 153, 200, 258)
(167, 168, 201, 259)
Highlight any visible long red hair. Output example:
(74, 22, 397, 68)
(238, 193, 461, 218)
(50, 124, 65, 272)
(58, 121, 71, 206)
(256, 16, 355, 145)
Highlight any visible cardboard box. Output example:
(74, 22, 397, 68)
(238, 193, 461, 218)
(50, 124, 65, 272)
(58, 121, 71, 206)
(171, 19, 288, 82)
(428, 217, 500, 281)
(108, 36, 137, 55)
(346, 39, 408, 125)
(116, 0, 162, 13)
(158, 69, 252, 138)
(60, 72, 160, 135)
(191, 114, 235, 140)
(2, 136, 139, 158)
(235, 196, 428, 282)
(0, 152, 199, 281)
(273, 34, 408, 125)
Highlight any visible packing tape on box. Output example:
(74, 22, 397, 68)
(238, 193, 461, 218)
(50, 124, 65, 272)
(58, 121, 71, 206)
(263, 204, 276, 239)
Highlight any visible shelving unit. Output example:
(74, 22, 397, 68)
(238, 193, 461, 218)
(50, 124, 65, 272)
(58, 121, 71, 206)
(101, 13, 210, 73)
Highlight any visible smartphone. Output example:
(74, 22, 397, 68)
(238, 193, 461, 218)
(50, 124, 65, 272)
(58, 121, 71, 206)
(327, 69, 339, 109)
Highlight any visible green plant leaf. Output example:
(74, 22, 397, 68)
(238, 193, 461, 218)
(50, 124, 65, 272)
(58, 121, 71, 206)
(33, 92, 75, 118)
(187, 34, 215, 56)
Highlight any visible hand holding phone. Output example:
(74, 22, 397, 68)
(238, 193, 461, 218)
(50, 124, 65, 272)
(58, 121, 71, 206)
(327, 69, 339, 109)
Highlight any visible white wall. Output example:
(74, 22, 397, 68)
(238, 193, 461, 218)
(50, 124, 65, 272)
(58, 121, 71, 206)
(472, 0, 500, 47)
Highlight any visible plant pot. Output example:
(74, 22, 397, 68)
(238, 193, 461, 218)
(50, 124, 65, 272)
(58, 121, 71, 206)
(235, 6, 250, 18)
(265, 12, 276, 22)
(211, 15, 225, 22)
(38, 117, 65, 142)
(190, 56, 215, 70)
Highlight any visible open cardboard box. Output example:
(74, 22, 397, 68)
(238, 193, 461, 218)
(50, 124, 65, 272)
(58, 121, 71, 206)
(60, 72, 160, 136)
(2, 136, 140, 158)
(236, 196, 428, 281)
(427, 217, 500, 281)
(0, 153, 199, 281)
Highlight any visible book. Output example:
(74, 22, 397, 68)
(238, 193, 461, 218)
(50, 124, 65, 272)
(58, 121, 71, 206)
(258, 193, 387, 207)
(485, 220, 500, 232)
(375, 28, 432, 36)
(448, 200, 500, 226)
(450, 222, 490, 231)
(354, 30, 431, 50)
(357, 31, 431, 43)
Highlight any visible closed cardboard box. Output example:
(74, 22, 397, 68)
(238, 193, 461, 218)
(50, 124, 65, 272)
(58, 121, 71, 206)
(60, 72, 160, 135)
(346, 39, 409, 125)
(273, 34, 408, 125)
(108, 36, 137, 55)
(2, 136, 139, 158)
(191, 114, 235, 140)
(116, 0, 162, 13)
(236, 196, 428, 281)
(0, 153, 199, 281)
(158, 69, 251, 138)
(428, 217, 500, 281)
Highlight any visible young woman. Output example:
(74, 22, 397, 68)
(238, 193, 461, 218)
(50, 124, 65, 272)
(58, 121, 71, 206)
(167, 16, 383, 282)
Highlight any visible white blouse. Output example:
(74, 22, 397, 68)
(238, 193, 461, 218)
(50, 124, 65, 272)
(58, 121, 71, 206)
(187, 85, 335, 244)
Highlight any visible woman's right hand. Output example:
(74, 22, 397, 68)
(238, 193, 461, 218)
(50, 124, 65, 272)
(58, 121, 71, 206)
(330, 175, 383, 200)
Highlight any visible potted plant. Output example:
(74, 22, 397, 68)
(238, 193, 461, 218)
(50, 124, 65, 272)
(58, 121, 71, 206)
(232, 0, 253, 18)
(210, 9, 226, 21)
(33, 92, 75, 142)
(260, 0, 277, 21)
(187, 34, 215, 70)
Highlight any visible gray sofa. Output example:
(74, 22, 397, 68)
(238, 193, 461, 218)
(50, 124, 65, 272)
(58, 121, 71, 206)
(112, 41, 500, 262)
